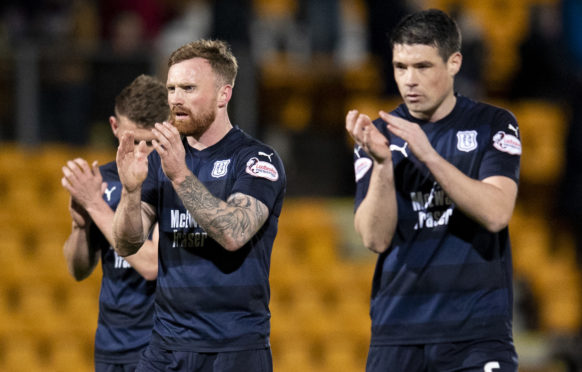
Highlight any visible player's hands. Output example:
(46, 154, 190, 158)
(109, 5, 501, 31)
(117, 131, 149, 192)
(346, 110, 391, 164)
(152, 121, 190, 183)
(380, 111, 438, 163)
(61, 158, 103, 210)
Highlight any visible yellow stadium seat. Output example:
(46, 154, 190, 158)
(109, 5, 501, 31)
(513, 100, 566, 184)
(0, 334, 48, 372)
(48, 335, 93, 372)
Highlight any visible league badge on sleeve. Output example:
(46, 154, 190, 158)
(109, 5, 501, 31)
(492, 131, 522, 155)
(246, 157, 279, 181)
(354, 158, 372, 182)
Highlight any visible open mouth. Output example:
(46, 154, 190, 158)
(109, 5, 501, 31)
(172, 111, 190, 120)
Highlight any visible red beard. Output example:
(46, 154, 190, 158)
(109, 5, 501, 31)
(170, 106, 216, 138)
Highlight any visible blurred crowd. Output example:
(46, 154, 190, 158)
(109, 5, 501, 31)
(1, 0, 582, 370)
(0, 0, 581, 243)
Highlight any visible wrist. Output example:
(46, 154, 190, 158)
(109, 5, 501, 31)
(170, 168, 190, 187)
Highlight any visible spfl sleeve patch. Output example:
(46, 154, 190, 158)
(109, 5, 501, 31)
(245, 157, 279, 181)
(492, 131, 522, 155)
(354, 157, 372, 182)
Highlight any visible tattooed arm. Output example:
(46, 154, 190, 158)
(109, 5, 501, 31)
(151, 122, 269, 251)
(174, 174, 269, 251)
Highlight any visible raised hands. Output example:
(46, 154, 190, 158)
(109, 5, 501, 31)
(61, 159, 104, 211)
(152, 121, 189, 183)
(117, 131, 150, 192)
(379, 111, 438, 164)
(345, 110, 391, 164)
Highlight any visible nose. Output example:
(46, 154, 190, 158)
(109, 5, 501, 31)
(403, 68, 418, 87)
(169, 89, 184, 105)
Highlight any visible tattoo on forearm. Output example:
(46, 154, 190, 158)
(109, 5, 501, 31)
(176, 175, 268, 247)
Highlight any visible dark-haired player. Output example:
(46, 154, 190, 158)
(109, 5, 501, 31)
(62, 74, 170, 371)
(346, 9, 521, 372)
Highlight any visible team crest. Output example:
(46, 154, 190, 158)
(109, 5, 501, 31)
(456, 130, 478, 152)
(211, 159, 231, 178)
(246, 157, 279, 181)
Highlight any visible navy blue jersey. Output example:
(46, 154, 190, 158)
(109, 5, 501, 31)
(91, 161, 156, 363)
(141, 127, 286, 352)
(353, 95, 521, 345)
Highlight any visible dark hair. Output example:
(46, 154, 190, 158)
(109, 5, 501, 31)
(390, 9, 462, 61)
(167, 39, 238, 87)
(114, 74, 169, 128)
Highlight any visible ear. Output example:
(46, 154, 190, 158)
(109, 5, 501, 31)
(448, 52, 462, 76)
(109, 116, 119, 136)
(217, 85, 233, 108)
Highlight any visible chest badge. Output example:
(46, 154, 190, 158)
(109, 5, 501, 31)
(456, 130, 478, 152)
(211, 159, 231, 178)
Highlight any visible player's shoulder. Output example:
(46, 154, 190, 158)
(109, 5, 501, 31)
(232, 128, 282, 160)
(459, 95, 516, 123)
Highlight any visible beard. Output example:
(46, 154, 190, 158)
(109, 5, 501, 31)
(170, 104, 217, 138)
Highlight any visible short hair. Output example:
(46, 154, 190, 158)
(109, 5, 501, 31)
(114, 74, 169, 128)
(167, 39, 238, 87)
(390, 9, 462, 62)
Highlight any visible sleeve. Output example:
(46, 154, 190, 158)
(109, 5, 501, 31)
(353, 144, 373, 212)
(478, 109, 521, 183)
(353, 118, 391, 212)
(230, 145, 286, 214)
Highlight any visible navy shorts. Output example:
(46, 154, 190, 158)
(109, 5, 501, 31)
(366, 338, 518, 372)
(95, 361, 138, 372)
(135, 344, 273, 372)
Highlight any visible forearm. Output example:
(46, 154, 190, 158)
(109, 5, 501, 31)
(87, 195, 157, 279)
(63, 223, 98, 281)
(123, 225, 158, 281)
(355, 162, 398, 253)
(172, 173, 265, 251)
(113, 188, 147, 256)
(85, 198, 116, 248)
(424, 153, 517, 232)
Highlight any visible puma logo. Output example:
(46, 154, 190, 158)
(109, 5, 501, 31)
(484, 361, 500, 372)
(104, 186, 116, 202)
(258, 151, 274, 162)
(389, 142, 408, 158)
(508, 124, 519, 137)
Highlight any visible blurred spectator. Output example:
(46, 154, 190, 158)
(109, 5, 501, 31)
(297, 0, 340, 57)
(509, 3, 575, 101)
(154, 0, 211, 77)
(211, 0, 257, 134)
(98, 0, 166, 42)
(251, 0, 308, 64)
(37, 0, 98, 145)
(90, 10, 154, 145)
(363, 0, 408, 96)
(451, 6, 487, 99)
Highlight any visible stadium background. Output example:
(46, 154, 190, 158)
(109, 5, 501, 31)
(0, 0, 581, 371)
